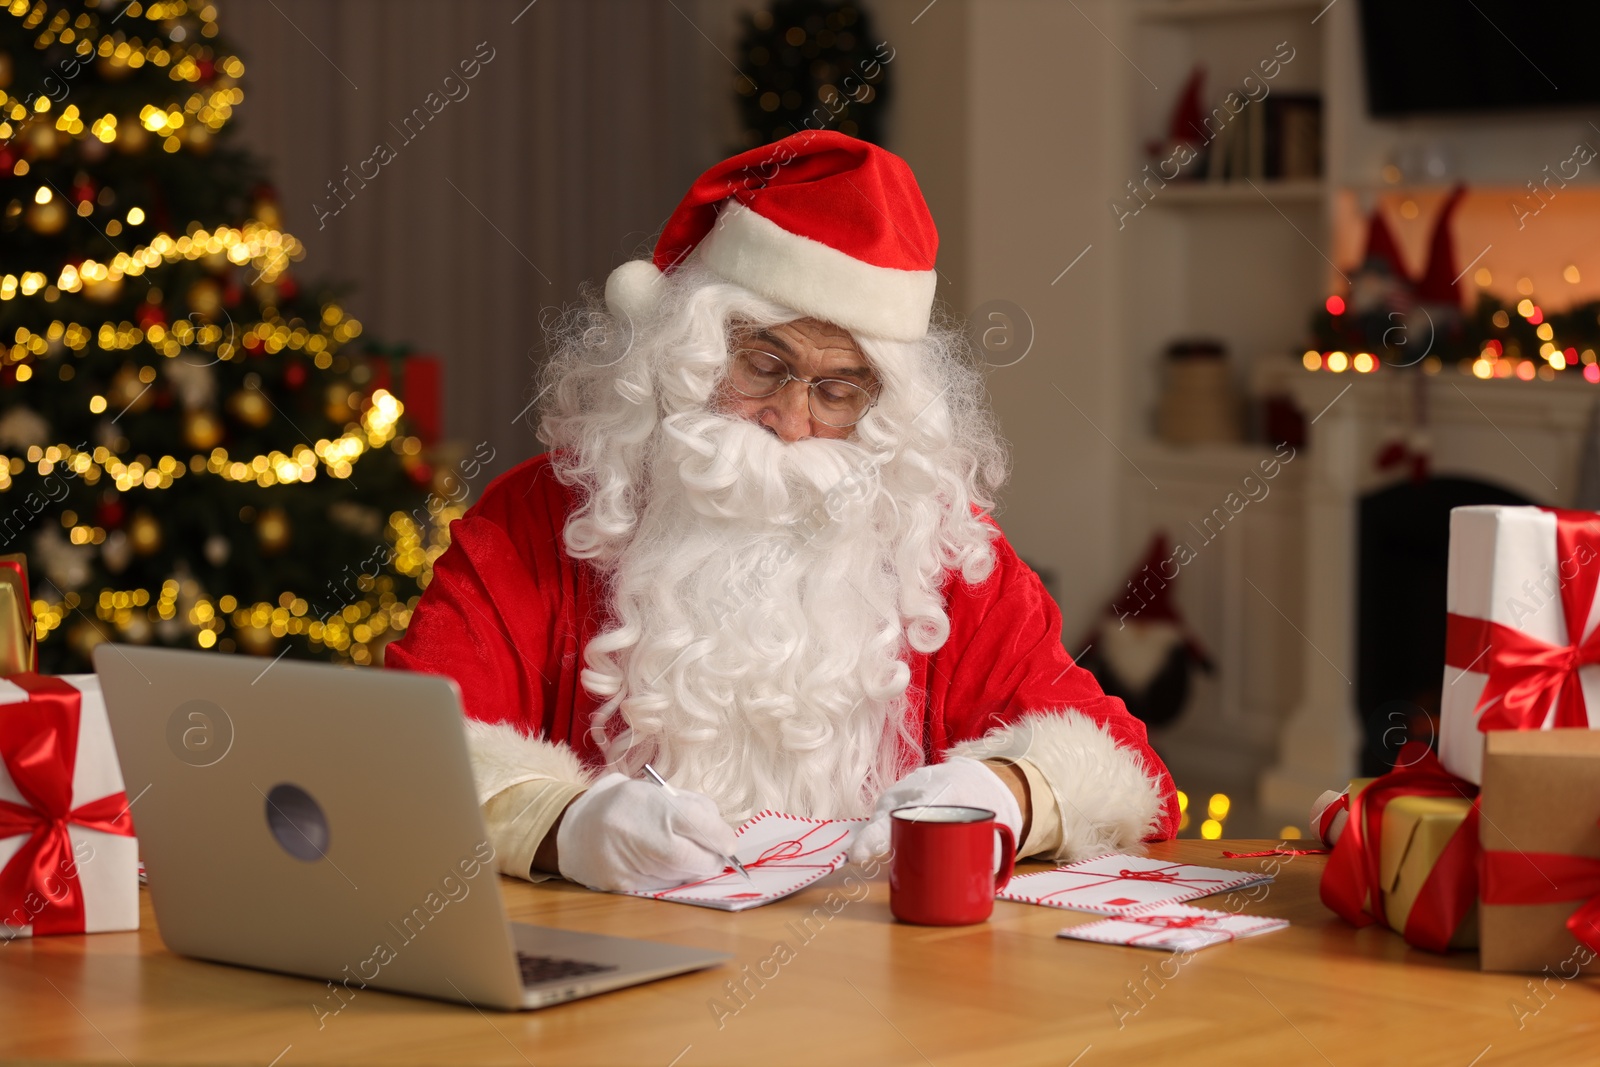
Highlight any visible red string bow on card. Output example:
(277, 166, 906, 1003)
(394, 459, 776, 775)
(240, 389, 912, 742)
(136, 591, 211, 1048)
(0, 675, 133, 935)
(1320, 742, 1480, 953)
(1481, 817, 1600, 955)
(1124, 912, 1231, 945)
(1444, 508, 1600, 733)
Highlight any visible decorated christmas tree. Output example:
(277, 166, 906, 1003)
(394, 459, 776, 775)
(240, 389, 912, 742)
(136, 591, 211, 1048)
(0, 0, 453, 672)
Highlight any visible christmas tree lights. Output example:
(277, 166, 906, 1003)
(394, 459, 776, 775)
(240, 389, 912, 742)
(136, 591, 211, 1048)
(0, 0, 445, 670)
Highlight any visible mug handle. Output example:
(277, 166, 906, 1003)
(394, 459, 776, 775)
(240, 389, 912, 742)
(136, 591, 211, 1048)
(993, 822, 1016, 893)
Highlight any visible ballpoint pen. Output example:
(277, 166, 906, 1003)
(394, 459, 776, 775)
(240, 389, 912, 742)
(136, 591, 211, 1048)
(641, 763, 755, 884)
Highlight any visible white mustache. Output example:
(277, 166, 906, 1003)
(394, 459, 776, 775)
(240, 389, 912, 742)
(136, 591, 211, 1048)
(658, 412, 881, 525)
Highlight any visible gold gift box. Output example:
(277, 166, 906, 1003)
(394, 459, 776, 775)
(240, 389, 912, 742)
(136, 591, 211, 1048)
(0, 553, 34, 676)
(1351, 780, 1478, 949)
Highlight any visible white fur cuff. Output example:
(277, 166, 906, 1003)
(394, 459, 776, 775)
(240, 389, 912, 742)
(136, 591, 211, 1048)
(948, 710, 1166, 863)
(462, 719, 597, 804)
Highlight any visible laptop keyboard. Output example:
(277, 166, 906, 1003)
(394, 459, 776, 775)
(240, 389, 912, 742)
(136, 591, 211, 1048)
(516, 951, 619, 987)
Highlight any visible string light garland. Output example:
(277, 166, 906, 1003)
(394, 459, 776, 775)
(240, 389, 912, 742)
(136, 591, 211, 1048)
(2, 219, 296, 303)
(1306, 288, 1600, 383)
(0, 392, 411, 492)
(5, 306, 359, 369)
(31, 502, 458, 666)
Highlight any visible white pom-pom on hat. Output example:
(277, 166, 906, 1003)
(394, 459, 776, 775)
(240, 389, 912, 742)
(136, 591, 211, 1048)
(604, 259, 664, 323)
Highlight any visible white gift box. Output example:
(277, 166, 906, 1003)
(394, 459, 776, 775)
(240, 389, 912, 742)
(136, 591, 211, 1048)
(1439, 506, 1600, 785)
(0, 673, 140, 937)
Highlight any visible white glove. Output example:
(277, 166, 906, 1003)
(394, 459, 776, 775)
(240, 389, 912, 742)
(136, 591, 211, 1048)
(556, 772, 740, 892)
(849, 756, 1024, 865)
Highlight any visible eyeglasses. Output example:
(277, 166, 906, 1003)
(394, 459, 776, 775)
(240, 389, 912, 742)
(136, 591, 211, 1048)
(725, 347, 879, 428)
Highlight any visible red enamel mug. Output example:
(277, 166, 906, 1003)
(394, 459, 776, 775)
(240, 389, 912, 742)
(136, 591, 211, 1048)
(889, 805, 1016, 926)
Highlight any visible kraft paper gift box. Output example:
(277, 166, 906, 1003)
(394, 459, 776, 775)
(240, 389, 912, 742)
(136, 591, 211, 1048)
(1479, 729, 1600, 974)
(1439, 506, 1600, 786)
(0, 673, 139, 937)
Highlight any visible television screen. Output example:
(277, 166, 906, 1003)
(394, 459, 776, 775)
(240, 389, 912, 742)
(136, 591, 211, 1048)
(1359, 0, 1600, 116)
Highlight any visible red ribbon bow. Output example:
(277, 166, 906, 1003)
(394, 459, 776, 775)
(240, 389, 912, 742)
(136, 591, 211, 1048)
(1444, 508, 1600, 734)
(1124, 912, 1231, 945)
(1113, 866, 1224, 890)
(0, 675, 133, 935)
(1481, 818, 1600, 956)
(1320, 742, 1480, 953)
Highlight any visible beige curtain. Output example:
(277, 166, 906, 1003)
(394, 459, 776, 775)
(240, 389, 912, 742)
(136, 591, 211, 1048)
(225, 0, 741, 481)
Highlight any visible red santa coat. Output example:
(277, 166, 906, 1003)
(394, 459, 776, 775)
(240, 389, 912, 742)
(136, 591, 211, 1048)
(387, 453, 1179, 854)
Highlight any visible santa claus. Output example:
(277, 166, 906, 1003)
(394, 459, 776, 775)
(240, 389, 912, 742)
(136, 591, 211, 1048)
(386, 130, 1179, 892)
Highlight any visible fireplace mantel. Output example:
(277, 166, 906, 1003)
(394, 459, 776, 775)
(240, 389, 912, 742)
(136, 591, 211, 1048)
(1258, 365, 1600, 825)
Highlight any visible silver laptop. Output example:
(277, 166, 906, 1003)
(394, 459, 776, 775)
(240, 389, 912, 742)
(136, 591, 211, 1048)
(93, 644, 727, 1011)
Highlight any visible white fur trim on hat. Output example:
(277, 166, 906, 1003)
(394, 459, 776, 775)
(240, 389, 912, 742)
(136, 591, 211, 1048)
(948, 710, 1167, 863)
(604, 259, 665, 324)
(462, 719, 597, 804)
(695, 201, 937, 342)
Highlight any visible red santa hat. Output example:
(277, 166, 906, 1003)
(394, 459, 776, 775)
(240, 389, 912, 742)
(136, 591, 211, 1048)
(604, 130, 939, 343)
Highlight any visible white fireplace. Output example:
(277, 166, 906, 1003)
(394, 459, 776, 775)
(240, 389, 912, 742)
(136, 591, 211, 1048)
(1258, 364, 1600, 825)
(1120, 362, 1600, 831)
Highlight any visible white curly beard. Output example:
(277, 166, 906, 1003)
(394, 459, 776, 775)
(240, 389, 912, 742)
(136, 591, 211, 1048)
(579, 410, 929, 822)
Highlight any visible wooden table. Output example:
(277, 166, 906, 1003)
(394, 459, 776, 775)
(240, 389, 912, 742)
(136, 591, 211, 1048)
(2, 840, 1595, 1065)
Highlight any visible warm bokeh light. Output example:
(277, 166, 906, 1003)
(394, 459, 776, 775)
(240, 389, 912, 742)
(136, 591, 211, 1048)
(1474, 268, 1493, 287)
(1586, 364, 1600, 383)
(1517, 298, 1535, 318)
(1302, 350, 1321, 371)
(1325, 294, 1346, 316)
(1207, 793, 1231, 820)
(1472, 359, 1493, 379)
(1176, 790, 1189, 814)
(1516, 360, 1536, 381)
(1352, 352, 1375, 373)
(1326, 351, 1349, 373)
(1200, 819, 1222, 840)
(1518, 276, 1535, 295)
(1280, 826, 1304, 840)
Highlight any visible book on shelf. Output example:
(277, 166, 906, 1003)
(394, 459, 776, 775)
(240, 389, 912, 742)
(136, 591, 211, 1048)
(1191, 93, 1322, 184)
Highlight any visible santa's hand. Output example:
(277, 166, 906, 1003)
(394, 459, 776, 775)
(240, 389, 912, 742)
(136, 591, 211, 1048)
(556, 772, 740, 892)
(849, 756, 1024, 865)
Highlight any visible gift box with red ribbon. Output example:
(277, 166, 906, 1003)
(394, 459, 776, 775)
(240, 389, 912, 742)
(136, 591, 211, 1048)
(0, 673, 138, 937)
(1320, 743, 1480, 953)
(1479, 728, 1600, 973)
(1440, 506, 1600, 786)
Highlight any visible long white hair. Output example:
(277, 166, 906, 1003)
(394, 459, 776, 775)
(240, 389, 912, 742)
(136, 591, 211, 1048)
(534, 260, 1007, 820)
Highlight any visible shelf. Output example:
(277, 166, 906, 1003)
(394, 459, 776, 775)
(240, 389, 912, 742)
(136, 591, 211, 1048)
(1135, 0, 1326, 23)
(1151, 179, 1326, 207)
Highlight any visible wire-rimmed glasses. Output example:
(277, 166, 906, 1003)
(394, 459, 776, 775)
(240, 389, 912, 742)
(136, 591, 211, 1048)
(725, 347, 879, 428)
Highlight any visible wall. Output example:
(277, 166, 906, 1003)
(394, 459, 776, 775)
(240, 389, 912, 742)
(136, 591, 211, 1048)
(225, 0, 731, 483)
(965, 0, 1125, 637)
